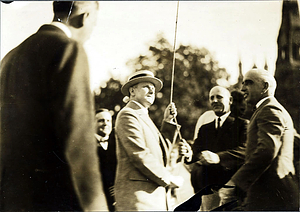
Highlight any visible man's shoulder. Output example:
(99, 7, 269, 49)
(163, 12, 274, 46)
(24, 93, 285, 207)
(235, 116, 249, 125)
(259, 99, 285, 117)
(117, 106, 135, 116)
(199, 120, 215, 131)
(115, 106, 140, 124)
(223, 116, 248, 130)
(259, 99, 293, 124)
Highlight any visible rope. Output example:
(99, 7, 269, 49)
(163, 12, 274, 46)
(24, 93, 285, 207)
(169, 1, 183, 141)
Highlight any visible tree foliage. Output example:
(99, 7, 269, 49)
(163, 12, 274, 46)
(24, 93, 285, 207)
(94, 78, 123, 124)
(95, 34, 230, 140)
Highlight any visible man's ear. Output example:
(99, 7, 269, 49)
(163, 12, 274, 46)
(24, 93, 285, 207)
(262, 82, 269, 94)
(129, 87, 135, 97)
(68, 13, 86, 28)
(229, 96, 233, 105)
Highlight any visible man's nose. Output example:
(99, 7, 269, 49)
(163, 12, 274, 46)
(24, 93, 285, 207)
(149, 87, 154, 93)
(241, 84, 246, 92)
(212, 97, 218, 102)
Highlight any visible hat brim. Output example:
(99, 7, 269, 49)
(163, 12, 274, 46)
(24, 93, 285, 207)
(121, 76, 163, 96)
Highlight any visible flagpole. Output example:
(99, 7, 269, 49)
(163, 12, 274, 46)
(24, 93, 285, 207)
(169, 1, 184, 142)
(170, 1, 179, 104)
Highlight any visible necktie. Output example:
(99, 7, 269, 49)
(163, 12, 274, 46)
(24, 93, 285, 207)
(217, 117, 221, 130)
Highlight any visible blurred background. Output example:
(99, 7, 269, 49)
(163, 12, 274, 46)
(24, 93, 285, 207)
(1, 0, 299, 141)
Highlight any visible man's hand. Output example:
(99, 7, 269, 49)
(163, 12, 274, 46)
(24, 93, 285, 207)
(218, 180, 237, 206)
(163, 102, 177, 122)
(178, 139, 193, 161)
(198, 150, 220, 165)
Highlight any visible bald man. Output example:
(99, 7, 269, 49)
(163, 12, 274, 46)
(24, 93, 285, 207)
(219, 69, 299, 210)
(179, 86, 248, 210)
(0, 2, 107, 211)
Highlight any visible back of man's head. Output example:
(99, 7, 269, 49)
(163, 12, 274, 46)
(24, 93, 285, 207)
(53, 1, 99, 43)
(53, 1, 98, 21)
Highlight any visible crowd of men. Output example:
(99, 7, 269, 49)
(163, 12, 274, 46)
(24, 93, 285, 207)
(0, 1, 299, 211)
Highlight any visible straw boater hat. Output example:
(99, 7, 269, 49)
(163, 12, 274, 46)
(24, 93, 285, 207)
(121, 70, 163, 96)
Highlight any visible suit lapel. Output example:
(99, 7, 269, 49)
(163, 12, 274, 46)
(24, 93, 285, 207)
(218, 116, 234, 137)
(139, 113, 170, 166)
(126, 101, 170, 165)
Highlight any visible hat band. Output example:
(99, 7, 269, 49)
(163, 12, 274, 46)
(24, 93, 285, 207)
(129, 73, 153, 81)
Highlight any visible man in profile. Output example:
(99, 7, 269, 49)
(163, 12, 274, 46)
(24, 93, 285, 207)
(219, 69, 299, 210)
(0, 2, 107, 211)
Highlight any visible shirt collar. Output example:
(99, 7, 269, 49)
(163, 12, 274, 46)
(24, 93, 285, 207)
(95, 134, 108, 150)
(94, 133, 109, 142)
(214, 111, 231, 128)
(256, 96, 272, 109)
(131, 100, 149, 115)
(51, 21, 72, 38)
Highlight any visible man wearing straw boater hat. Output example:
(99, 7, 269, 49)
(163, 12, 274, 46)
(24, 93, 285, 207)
(114, 70, 184, 211)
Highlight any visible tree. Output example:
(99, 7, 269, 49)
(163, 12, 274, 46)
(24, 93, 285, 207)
(94, 78, 124, 125)
(125, 34, 230, 140)
(95, 34, 230, 140)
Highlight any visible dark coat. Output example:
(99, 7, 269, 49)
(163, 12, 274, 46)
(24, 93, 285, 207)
(231, 97, 299, 210)
(0, 25, 105, 211)
(189, 115, 248, 192)
(96, 131, 117, 211)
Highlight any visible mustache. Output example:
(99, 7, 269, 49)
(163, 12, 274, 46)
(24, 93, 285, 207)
(211, 102, 222, 106)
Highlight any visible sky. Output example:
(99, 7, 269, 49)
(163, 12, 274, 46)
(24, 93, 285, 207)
(0, 1, 292, 91)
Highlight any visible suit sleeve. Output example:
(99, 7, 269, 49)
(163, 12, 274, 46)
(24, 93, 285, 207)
(188, 127, 205, 164)
(115, 110, 171, 187)
(231, 106, 285, 191)
(218, 119, 248, 169)
(54, 41, 108, 211)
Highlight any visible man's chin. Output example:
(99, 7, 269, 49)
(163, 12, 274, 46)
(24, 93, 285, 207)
(213, 110, 224, 116)
(98, 131, 106, 137)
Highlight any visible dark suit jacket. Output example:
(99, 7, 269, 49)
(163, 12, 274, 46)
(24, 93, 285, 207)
(96, 131, 117, 211)
(0, 25, 105, 211)
(231, 97, 299, 210)
(189, 115, 248, 192)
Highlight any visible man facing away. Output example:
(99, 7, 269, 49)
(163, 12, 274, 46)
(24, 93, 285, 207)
(95, 108, 117, 211)
(179, 86, 248, 211)
(114, 70, 183, 211)
(0, 2, 108, 211)
(219, 69, 299, 210)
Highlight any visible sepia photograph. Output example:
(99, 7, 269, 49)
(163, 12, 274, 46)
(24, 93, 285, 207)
(1, 0, 299, 211)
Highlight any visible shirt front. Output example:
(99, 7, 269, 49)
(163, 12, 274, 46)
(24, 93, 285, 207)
(214, 111, 231, 129)
(95, 133, 109, 150)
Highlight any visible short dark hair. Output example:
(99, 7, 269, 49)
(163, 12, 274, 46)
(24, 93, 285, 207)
(95, 108, 110, 114)
(53, 1, 99, 19)
(53, 1, 74, 16)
